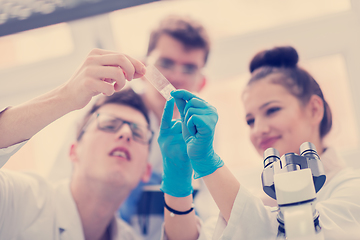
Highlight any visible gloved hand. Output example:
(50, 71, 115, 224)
(158, 97, 193, 197)
(171, 89, 224, 179)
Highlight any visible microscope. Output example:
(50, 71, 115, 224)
(261, 142, 326, 240)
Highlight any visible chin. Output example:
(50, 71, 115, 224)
(104, 170, 124, 182)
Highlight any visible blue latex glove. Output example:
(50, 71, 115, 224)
(171, 89, 224, 179)
(159, 97, 193, 197)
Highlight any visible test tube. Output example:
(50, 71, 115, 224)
(142, 64, 176, 100)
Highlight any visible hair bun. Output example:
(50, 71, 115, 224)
(249, 46, 299, 73)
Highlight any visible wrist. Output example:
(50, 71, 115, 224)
(161, 169, 193, 197)
(192, 152, 224, 179)
(164, 194, 194, 217)
(164, 201, 194, 217)
(58, 83, 89, 111)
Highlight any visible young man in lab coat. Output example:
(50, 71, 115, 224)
(0, 49, 153, 239)
(119, 14, 218, 239)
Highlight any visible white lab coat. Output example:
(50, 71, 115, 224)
(0, 141, 142, 240)
(202, 148, 360, 240)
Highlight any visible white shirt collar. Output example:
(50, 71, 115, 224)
(54, 179, 85, 239)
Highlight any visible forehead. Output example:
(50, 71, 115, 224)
(96, 103, 148, 126)
(153, 34, 206, 66)
(242, 77, 295, 111)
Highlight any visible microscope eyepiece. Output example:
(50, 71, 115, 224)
(300, 142, 318, 157)
(263, 147, 280, 168)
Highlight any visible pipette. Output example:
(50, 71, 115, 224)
(142, 65, 176, 100)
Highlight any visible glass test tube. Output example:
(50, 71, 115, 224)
(143, 64, 176, 100)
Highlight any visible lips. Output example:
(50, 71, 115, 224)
(109, 147, 130, 161)
(259, 136, 280, 151)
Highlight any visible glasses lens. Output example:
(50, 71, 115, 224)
(97, 114, 152, 144)
(157, 58, 174, 70)
(182, 64, 198, 75)
(97, 115, 122, 132)
(130, 123, 151, 143)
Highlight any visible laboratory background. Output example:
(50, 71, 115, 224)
(1, 0, 360, 197)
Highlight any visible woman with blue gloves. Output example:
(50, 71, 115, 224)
(158, 90, 238, 239)
(159, 46, 360, 240)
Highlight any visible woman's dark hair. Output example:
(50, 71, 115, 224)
(247, 46, 332, 139)
(76, 87, 150, 141)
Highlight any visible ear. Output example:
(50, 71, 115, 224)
(69, 143, 79, 163)
(140, 163, 152, 183)
(307, 95, 324, 126)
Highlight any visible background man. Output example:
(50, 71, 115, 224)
(120, 15, 218, 239)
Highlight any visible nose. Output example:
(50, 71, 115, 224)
(115, 123, 132, 142)
(251, 118, 270, 138)
(161, 67, 186, 87)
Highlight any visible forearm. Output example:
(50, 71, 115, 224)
(202, 165, 240, 222)
(164, 194, 199, 240)
(0, 84, 73, 148)
(0, 49, 146, 149)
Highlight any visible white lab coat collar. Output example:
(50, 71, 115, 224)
(321, 147, 347, 184)
(53, 180, 140, 240)
(54, 179, 85, 239)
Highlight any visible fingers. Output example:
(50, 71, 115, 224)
(87, 49, 146, 78)
(184, 105, 217, 123)
(160, 98, 175, 130)
(172, 120, 182, 133)
(171, 89, 218, 137)
(174, 97, 187, 120)
(171, 89, 198, 101)
(186, 114, 217, 137)
(86, 54, 145, 80)
(63, 49, 147, 111)
(172, 89, 203, 118)
(82, 49, 146, 96)
(183, 98, 208, 116)
(88, 65, 126, 82)
(172, 90, 194, 118)
(125, 54, 147, 79)
(89, 79, 117, 96)
(88, 48, 117, 56)
(184, 109, 212, 136)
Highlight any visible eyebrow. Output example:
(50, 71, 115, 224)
(98, 113, 148, 127)
(159, 57, 174, 62)
(160, 57, 200, 68)
(245, 100, 280, 118)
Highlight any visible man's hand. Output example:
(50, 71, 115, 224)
(62, 48, 146, 111)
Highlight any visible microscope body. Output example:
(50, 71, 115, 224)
(261, 142, 326, 239)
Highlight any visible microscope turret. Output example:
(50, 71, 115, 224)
(261, 142, 326, 239)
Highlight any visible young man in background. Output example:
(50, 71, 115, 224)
(120, 15, 218, 239)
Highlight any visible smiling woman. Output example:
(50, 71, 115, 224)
(159, 45, 360, 240)
(243, 46, 331, 157)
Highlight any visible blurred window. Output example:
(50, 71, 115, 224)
(109, 0, 351, 57)
(0, 23, 74, 70)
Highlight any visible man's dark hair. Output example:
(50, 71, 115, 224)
(76, 87, 150, 141)
(147, 14, 211, 64)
